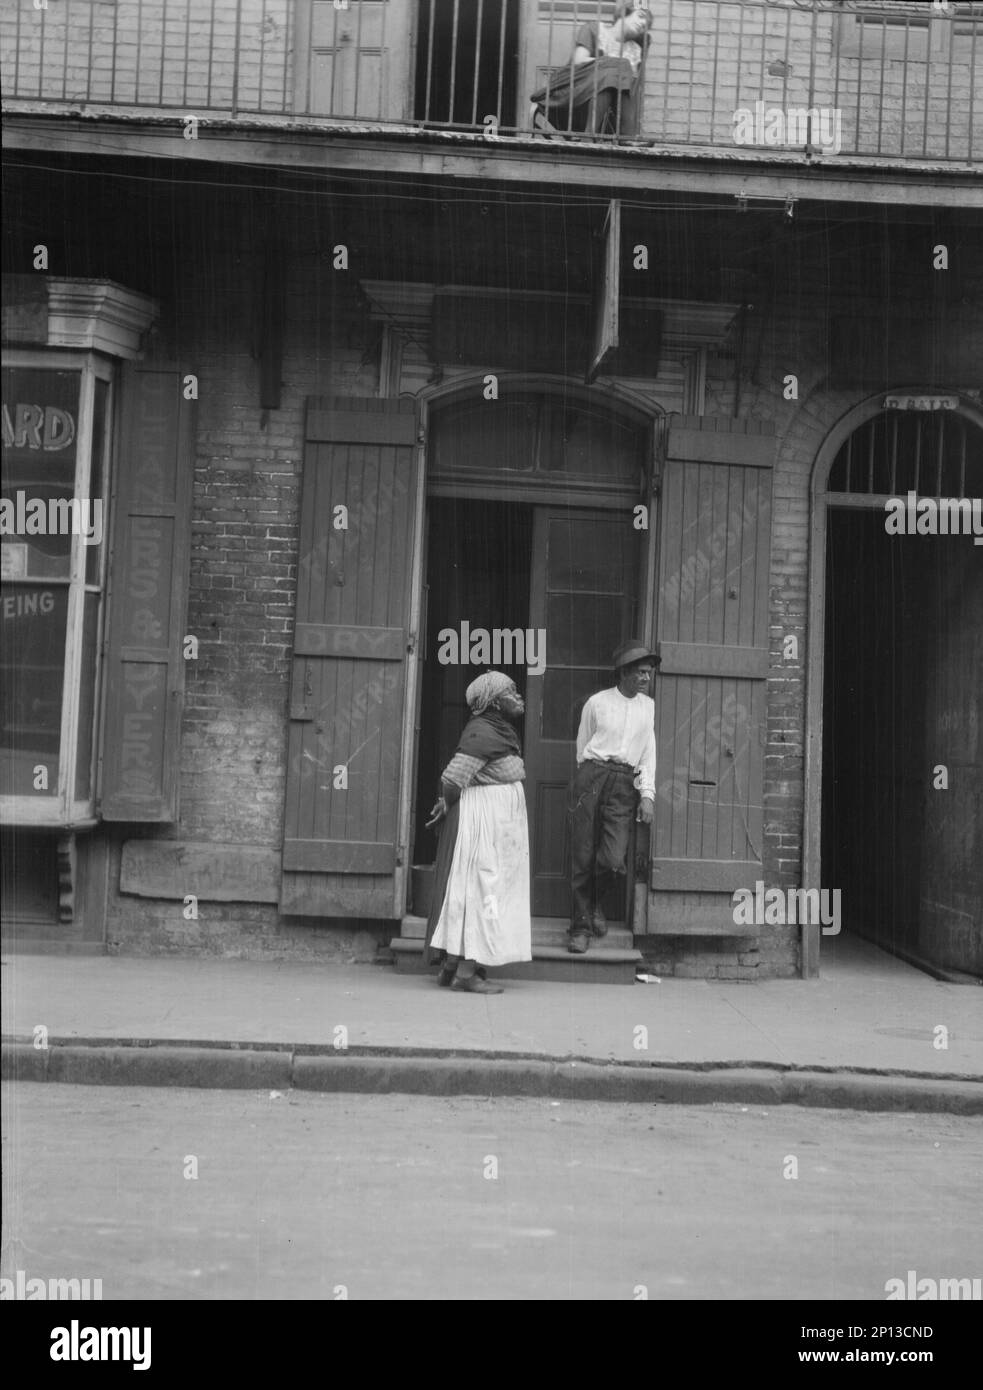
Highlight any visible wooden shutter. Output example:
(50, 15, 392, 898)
(650, 417, 774, 905)
(294, 0, 415, 120)
(100, 365, 195, 821)
(280, 397, 422, 918)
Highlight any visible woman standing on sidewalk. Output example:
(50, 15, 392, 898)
(423, 672, 532, 994)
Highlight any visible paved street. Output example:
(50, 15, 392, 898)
(3, 1084, 980, 1301)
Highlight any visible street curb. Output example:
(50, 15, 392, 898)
(3, 1042, 982, 1113)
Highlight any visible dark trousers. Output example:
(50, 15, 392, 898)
(568, 761, 637, 930)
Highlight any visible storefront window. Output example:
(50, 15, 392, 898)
(0, 585, 69, 796)
(0, 354, 112, 822)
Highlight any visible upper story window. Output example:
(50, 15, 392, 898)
(837, 0, 983, 59)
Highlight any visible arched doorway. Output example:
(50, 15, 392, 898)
(805, 399, 983, 980)
(411, 380, 658, 922)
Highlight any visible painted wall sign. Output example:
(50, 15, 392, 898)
(883, 395, 959, 411)
(101, 364, 195, 822)
(1, 587, 55, 619)
(131, 373, 175, 507)
(1, 403, 76, 450)
(1, 370, 80, 580)
(1, 369, 79, 462)
(120, 841, 281, 903)
(0, 582, 68, 790)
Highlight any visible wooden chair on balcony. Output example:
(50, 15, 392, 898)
(530, 68, 639, 138)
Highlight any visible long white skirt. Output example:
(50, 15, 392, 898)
(430, 782, 532, 966)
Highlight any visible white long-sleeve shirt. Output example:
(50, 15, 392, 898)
(575, 687, 656, 799)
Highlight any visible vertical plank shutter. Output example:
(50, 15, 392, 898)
(101, 365, 195, 821)
(295, 0, 414, 120)
(280, 397, 420, 918)
(651, 417, 774, 895)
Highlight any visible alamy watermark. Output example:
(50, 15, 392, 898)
(885, 1270, 981, 1300)
(1, 1269, 103, 1299)
(732, 881, 841, 934)
(0, 491, 103, 545)
(50, 1320, 151, 1371)
(436, 621, 546, 676)
(884, 491, 983, 546)
(733, 102, 842, 156)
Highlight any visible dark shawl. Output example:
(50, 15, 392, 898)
(454, 709, 521, 762)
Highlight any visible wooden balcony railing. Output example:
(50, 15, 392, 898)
(3, 0, 981, 164)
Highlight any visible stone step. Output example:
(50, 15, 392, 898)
(390, 927, 641, 986)
(398, 915, 634, 950)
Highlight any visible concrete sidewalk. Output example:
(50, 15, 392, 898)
(2, 934, 981, 1111)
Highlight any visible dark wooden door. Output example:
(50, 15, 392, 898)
(280, 397, 422, 918)
(649, 419, 774, 916)
(524, 507, 642, 918)
(294, 0, 414, 119)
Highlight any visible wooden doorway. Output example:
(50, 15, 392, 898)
(412, 497, 642, 920)
(413, 383, 654, 921)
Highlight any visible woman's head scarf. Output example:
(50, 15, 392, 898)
(465, 671, 514, 714)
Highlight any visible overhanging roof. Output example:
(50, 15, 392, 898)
(4, 110, 982, 211)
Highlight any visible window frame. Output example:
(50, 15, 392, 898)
(1, 348, 114, 828)
(426, 387, 647, 502)
(836, 1, 983, 61)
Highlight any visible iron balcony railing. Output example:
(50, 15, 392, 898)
(3, 0, 981, 163)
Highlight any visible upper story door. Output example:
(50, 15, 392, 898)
(414, 0, 521, 126)
(295, 0, 415, 119)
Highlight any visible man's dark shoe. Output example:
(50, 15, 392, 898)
(568, 929, 590, 954)
(590, 908, 608, 938)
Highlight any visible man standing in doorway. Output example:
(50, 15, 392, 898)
(567, 641, 658, 953)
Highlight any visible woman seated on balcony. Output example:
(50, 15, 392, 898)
(530, 3, 652, 137)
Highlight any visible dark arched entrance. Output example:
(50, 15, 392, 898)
(818, 406, 983, 979)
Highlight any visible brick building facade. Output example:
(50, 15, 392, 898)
(3, 1, 981, 981)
